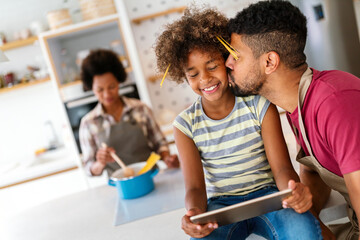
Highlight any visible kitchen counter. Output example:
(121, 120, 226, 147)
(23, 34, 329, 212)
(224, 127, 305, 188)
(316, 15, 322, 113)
(0, 183, 187, 240)
(0, 147, 78, 188)
(0, 166, 348, 240)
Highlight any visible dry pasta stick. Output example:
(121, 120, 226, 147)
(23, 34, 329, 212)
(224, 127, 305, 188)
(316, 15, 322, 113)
(216, 36, 238, 60)
(219, 36, 238, 53)
(160, 64, 171, 87)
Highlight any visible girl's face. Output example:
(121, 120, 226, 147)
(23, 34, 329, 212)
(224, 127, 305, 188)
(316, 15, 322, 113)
(92, 72, 120, 108)
(184, 49, 229, 102)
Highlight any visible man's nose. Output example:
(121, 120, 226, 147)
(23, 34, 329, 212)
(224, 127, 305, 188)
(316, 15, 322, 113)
(225, 55, 234, 70)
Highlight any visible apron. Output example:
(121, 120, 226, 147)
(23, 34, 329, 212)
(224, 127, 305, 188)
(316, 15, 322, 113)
(293, 68, 359, 240)
(103, 112, 152, 177)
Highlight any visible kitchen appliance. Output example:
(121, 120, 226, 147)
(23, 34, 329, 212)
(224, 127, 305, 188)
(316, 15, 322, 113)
(291, 0, 360, 77)
(109, 161, 159, 199)
(64, 83, 140, 153)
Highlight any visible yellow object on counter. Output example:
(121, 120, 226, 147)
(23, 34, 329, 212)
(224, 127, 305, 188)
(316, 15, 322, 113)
(35, 148, 47, 156)
(137, 152, 161, 175)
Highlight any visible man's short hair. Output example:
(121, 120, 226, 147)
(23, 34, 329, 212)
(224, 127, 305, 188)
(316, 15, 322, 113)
(228, 1, 307, 69)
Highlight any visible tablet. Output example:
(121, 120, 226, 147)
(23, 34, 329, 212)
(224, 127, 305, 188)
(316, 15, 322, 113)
(190, 188, 292, 226)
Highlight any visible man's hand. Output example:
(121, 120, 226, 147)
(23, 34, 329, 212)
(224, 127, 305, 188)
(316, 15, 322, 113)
(181, 208, 217, 238)
(282, 180, 312, 213)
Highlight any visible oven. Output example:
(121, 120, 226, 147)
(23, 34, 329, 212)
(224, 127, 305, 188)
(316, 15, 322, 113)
(64, 83, 140, 153)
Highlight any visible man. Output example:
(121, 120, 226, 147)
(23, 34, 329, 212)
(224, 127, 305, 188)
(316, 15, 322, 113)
(225, 1, 360, 240)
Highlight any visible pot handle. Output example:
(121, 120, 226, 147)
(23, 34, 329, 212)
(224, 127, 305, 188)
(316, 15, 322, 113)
(108, 178, 116, 187)
(150, 168, 159, 178)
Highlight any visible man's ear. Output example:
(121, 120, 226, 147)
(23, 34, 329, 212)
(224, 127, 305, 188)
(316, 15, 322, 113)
(263, 51, 280, 75)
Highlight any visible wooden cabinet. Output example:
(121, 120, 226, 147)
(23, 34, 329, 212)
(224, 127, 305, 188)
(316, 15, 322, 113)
(0, 37, 50, 94)
(38, 14, 133, 101)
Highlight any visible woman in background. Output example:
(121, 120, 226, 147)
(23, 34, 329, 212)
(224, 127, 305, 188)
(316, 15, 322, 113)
(79, 49, 179, 177)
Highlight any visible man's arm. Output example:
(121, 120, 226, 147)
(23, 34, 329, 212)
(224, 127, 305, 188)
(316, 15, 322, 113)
(300, 164, 335, 240)
(300, 164, 331, 214)
(343, 169, 360, 238)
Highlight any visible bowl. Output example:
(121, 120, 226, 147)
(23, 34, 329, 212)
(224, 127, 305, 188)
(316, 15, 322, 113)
(109, 162, 159, 199)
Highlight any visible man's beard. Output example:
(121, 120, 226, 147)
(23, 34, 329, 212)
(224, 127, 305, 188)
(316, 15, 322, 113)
(228, 69, 264, 97)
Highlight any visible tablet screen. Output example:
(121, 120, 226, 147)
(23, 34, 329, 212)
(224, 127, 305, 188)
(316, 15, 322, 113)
(190, 188, 292, 226)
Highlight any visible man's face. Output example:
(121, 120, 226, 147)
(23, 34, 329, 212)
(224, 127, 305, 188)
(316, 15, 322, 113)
(225, 34, 266, 97)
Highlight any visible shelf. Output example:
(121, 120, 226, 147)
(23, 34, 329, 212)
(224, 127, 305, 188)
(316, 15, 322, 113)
(148, 74, 163, 83)
(40, 14, 120, 39)
(59, 80, 82, 89)
(132, 6, 186, 25)
(0, 77, 51, 94)
(0, 36, 38, 51)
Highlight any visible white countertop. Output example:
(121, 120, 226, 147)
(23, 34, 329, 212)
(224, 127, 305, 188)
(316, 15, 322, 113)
(0, 147, 78, 188)
(0, 173, 347, 240)
(0, 183, 188, 240)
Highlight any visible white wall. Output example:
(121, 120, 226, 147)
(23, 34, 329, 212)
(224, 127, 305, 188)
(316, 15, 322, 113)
(0, 81, 68, 166)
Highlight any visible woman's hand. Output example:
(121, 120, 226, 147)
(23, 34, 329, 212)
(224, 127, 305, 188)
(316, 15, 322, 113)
(163, 154, 180, 168)
(181, 208, 217, 238)
(96, 146, 115, 165)
(282, 180, 313, 213)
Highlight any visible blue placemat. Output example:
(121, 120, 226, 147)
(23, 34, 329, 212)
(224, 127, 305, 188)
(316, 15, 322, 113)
(114, 168, 185, 226)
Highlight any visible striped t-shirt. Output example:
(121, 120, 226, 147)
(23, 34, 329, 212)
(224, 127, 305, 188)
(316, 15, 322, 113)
(173, 95, 275, 198)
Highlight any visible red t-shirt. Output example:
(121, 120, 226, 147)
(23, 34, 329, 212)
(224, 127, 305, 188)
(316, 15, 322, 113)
(287, 68, 360, 176)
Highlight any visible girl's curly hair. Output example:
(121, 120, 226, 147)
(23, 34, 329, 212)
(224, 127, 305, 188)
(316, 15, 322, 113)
(155, 7, 230, 84)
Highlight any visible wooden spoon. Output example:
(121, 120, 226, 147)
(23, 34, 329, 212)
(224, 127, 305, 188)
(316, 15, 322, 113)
(101, 143, 135, 178)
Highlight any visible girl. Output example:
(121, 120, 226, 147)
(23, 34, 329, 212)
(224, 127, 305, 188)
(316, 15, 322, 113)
(155, 8, 322, 240)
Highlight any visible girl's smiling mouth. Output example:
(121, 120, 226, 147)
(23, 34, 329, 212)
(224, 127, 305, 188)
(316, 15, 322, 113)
(201, 83, 220, 94)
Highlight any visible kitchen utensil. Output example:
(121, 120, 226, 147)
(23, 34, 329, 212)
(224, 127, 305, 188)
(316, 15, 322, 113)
(109, 162, 159, 199)
(137, 152, 161, 175)
(101, 143, 135, 178)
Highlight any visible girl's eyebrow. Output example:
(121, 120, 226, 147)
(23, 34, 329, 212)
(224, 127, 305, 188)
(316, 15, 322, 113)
(186, 58, 216, 72)
(206, 59, 215, 64)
